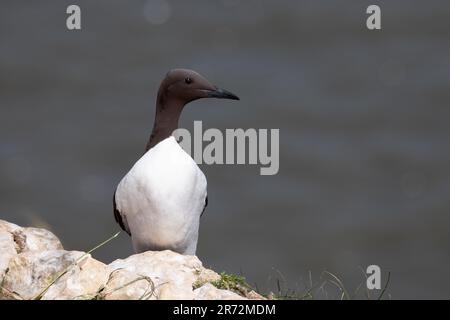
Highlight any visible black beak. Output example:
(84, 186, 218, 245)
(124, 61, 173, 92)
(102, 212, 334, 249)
(207, 88, 240, 100)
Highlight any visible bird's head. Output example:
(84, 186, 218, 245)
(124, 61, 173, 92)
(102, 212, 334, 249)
(157, 69, 240, 105)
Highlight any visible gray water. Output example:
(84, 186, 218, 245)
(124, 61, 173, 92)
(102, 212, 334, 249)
(1, 0, 450, 299)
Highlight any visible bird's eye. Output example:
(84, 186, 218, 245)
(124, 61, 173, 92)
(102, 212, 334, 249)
(185, 77, 192, 84)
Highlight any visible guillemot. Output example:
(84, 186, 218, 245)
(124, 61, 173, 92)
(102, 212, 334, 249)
(113, 69, 239, 255)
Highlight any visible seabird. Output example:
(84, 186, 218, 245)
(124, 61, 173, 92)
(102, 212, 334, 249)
(113, 69, 239, 255)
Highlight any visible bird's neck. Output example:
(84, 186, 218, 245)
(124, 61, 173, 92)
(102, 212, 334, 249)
(145, 94, 184, 151)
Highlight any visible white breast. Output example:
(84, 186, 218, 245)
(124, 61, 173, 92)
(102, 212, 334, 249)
(115, 136, 207, 255)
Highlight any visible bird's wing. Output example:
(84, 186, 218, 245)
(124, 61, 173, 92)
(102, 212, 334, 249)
(113, 190, 131, 236)
(201, 195, 208, 217)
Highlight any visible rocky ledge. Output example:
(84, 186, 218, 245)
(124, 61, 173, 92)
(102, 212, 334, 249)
(0, 219, 263, 300)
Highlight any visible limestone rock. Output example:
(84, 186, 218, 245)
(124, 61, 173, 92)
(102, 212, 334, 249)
(101, 268, 155, 300)
(0, 220, 21, 233)
(15, 227, 63, 253)
(0, 230, 16, 281)
(108, 250, 221, 300)
(194, 283, 246, 300)
(0, 219, 62, 254)
(1, 250, 108, 300)
(42, 252, 110, 300)
(0, 219, 264, 300)
(0, 219, 62, 286)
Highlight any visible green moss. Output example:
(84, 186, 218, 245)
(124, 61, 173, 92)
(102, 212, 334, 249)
(192, 279, 205, 290)
(211, 272, 252, 295)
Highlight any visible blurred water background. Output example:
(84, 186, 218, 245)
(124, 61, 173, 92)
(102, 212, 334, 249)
(1, 0, 450, 299)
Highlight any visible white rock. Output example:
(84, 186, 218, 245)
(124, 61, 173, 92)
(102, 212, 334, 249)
(0, 219, 62, 253)
(0, 230, 17, 281)
(18, 227, 63, 253)
(0, 220, 21, 233)
(102, 268, 156, 300)
(42, 252, 110, 300)
(0, 219, 63, 291)
(0, 220, 264, 300)
(194, 283, 246, 300)
(108, 250, 220, 300)
(1, 250, 108, 300)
